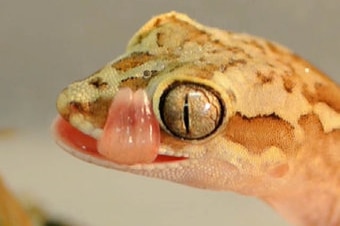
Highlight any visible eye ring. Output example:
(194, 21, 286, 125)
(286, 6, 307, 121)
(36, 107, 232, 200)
(159, 81, 225, 140)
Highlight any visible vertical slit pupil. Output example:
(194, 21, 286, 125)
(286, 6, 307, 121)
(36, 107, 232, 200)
(183, 94, 190, 134)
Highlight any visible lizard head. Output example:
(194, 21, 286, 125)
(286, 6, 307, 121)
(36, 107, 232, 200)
(53, 12, 340, 195)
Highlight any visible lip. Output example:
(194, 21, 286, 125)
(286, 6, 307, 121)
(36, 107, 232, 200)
(52, 116, 188, 169)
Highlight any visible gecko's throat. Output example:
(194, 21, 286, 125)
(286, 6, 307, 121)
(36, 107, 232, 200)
(53, 88, 187, 166)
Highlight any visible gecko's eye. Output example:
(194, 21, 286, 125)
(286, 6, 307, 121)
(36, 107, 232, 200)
(159, 82, 224, 140)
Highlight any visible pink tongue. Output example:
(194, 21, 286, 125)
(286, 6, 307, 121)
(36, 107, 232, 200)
(97, 88, 160, 165)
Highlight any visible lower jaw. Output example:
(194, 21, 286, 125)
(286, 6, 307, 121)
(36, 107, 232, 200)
(52, 116, 186, 166)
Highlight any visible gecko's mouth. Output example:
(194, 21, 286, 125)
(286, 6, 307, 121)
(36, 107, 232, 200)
(53, 116, 187, 167)
(53, 88, 190, 167)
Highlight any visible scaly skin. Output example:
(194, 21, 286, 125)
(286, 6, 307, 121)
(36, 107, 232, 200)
(53, 12, 340, 226)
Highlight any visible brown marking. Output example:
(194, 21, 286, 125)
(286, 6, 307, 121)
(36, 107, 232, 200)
(119, 77, 149, 91)
(169, 18, 209, 46)
(210, 34, 252, 58)
(266, 62, 275, 68)
(225, 113, 295, 154)
(228, 59, 247, 67)
(112, 52, 155, 72)
(172, 63, 220, 80)
(229, 45, 253, 58)
(314, 82, 340, 112)
(133, 34, 144, 46)
(145, 16, 217, 49)
(227, 46, 247, 55)
(282, 75, 295, 93)
(156, 32, 165, 47)
(219, 64, 228, 73)
(139, 16, 211, 49)
(197, 63, 220, 79)
(285, 63, 296, 75)
(133, 15, 254, 65)
(256, 71, 274, 84)
(302, 82, 340, 113)
(88, 77, 108, 90)
(211, 39, 223, 51)
(249, 40, 266, 54)
(240, 39, 267, 55)
(302, 84, 317, 104)
(226, 89, 237, 103)
(201, 64, 219, 79)
(133, 17, 242, 68)
(153, 18, 162, 27)
(85, 98, 112, 128)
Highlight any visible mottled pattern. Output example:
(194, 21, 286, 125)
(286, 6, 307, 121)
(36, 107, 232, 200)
(112, 52, 155, 72)
(55, 12, 340, 226)
(226, 113, 295, 154)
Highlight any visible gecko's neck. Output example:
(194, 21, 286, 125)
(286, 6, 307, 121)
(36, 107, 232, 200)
(264, 179, 340, 226)
(264, 114, 340, 226)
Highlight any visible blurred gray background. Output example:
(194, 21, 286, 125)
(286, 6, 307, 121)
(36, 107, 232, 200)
(0, 1, 339, 225)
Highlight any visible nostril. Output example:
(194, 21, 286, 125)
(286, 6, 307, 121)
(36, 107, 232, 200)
(69, 101, 90, 113)
(69, 101, 81, 112)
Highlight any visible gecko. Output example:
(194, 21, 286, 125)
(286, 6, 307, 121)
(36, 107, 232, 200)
(52, 12, 340, 226)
